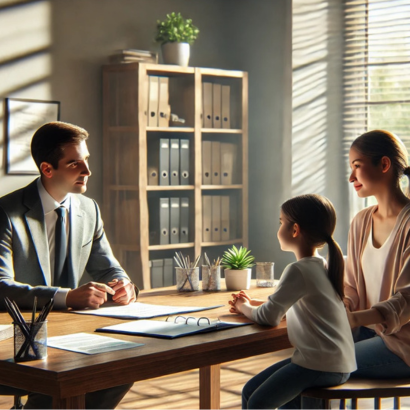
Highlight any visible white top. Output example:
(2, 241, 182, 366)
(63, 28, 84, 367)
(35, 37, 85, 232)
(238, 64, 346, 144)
(252, 256, 357, 373)
(362, 221, 396, 309)
(37, 179, 70, 307)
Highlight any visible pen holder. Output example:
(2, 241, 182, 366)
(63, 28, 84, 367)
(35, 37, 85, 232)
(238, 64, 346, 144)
(14, 320, 47, 362)
(256, 262, 275, 287)
(202, 265, 221, 291)
(176, 267, 199, 291)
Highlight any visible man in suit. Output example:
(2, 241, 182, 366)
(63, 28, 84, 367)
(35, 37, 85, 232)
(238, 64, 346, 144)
(0, 121, 137, 408)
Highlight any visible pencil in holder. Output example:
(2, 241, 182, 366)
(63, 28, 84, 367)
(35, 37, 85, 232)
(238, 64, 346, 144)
(202, 265, 221, 291)
(176, 267, 199, 291)
(14, 320, 47, 362)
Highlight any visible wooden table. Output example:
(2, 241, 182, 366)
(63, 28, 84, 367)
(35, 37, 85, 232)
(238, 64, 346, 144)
(0, 284, 290, 409)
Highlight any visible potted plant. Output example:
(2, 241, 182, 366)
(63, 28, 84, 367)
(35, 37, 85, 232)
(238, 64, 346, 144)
(221, 245, 255, 291)
(155, 12, 199, 67)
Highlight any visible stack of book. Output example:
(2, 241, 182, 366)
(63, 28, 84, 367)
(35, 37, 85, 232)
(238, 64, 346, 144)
(109, 49, 158, 64)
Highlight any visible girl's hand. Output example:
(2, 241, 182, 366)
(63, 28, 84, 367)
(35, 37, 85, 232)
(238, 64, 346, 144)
(231, 291, 264, 307)
(229, 295, 250, 314)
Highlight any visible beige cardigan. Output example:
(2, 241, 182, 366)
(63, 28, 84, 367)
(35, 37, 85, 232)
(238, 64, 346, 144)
(345, 203, 410, 366)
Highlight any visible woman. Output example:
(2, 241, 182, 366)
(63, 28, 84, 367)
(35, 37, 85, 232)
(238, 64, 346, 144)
(346, 129, 410, 378)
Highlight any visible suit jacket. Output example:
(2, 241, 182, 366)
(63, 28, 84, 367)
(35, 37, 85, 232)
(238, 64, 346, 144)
(0, 179, 130, 309)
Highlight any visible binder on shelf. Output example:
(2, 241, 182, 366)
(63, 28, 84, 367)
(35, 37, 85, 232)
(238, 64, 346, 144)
(158, 76, 169, 127)
(148, 76, 159, 127)
(202, 82, 213, 128)
(163, 258, 174, 287)
(150, 259, 164, 288)
(180, 197, 189, 243)
(160, 198, 170, 245)
(212, 83, 222, 128)
(220, 142, 236, 185)
(170, 197, 180, 244)
(97, 316, 252, 339)
(179, 139, 190, 185)
(147, 139, 159, 185)
(148, 198, 159, 244)
(159, 138, 170, 186)
(202, 141, 212, 185)
(169, 139, 180, 186)
(221, 196, 230, 241)
(211, 195, 221, 242)
(211, 141, 221, 185)
(221, 85, 231, 129)
(202, 195, 212, 242)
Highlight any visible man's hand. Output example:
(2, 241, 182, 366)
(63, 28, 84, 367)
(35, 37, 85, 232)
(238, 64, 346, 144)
(108, 278, 137, 305)
(66, 282, 115, 309)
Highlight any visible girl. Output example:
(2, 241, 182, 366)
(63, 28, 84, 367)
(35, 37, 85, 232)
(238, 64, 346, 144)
(345, 129, 410, 379)
(229, 194, 356, 409)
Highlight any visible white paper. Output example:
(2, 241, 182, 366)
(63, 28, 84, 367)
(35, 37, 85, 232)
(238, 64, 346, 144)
(47, 332, 143, 354)
(71, 302, 223, 319)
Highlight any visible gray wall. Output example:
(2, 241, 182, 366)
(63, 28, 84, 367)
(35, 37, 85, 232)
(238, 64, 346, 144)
(0, 0, 338, 279)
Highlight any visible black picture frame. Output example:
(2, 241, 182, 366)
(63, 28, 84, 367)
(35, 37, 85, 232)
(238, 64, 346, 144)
(5, 98, 61, 175)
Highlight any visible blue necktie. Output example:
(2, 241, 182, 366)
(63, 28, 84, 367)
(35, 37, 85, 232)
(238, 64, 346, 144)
(54, 206, 67, 286)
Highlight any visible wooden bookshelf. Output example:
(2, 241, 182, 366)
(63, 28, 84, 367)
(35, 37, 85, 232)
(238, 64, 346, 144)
(102, 63, 248, 289)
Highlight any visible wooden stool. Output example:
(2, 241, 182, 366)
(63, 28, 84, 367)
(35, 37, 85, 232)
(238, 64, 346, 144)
(0, 386, 27, 409)
(302, 378, 410, 409)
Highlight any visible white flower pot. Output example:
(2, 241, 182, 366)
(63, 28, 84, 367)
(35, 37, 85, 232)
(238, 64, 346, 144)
(224, 268, 252, 291)
(161, 42, 190, 66)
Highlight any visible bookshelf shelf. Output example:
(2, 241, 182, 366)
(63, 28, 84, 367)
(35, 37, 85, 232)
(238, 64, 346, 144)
(147, 185, 195, 191)
(103, 62, 248, 289)
(201, 239, 244, 247)
(147, 126, 194, 133)
(201, 128, 242, 134)
(149, 243, 195, 251)
(201, 185, 243, 190)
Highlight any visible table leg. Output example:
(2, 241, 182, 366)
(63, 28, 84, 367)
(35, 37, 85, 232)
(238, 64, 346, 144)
(52, 394, 85, 409)
(200, 364, 221, 409)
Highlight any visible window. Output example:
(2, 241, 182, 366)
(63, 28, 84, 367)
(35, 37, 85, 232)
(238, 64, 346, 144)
(343, 0, 410, 216)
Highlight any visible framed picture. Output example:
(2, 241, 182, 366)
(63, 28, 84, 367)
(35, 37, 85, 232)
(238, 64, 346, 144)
(5, 98, 61, 175)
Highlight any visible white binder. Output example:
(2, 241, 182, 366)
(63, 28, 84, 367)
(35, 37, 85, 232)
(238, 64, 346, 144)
(221, 85, 230, 129)
(169, 139, 180, 186)
(221, 196, 230, 241)
(212, 83, 222, 128)
(148, 76, 159, 127)
(211, 195, 221, 242)
(159, 138, 170, 186)
(202, 82, 213, 128)
(202, 141, 212, 185)
(170, 197, 180, 244)
(158, 77, 169, 127)
(220, 142, 236, 185)
(179, 139, 190, 185)
(160, 198, 170, 245)
(180, 197, 189, 243)
(202, 195, 212, 242)
(211, 141, 221, 185)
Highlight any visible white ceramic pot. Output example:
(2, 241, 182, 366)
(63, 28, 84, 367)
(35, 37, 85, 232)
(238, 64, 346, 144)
(224, 268, 252, 291)
(161, 42, 190, 66)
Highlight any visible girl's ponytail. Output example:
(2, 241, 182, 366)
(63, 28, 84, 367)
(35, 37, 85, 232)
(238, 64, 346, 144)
(325, 236, 345, 300)
(281, 194, 345, 300)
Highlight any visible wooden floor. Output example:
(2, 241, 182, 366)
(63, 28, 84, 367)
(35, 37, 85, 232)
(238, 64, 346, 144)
(1, 347, 410, 409)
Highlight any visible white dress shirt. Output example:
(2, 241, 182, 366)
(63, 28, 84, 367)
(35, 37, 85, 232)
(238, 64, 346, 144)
(37, 179, 71, 307)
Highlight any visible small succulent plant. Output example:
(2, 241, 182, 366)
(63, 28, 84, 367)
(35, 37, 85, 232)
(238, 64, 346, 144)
(221, 245, 255, 270)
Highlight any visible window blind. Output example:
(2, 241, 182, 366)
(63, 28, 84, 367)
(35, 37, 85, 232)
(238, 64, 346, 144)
(343, 0, 410, 156)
